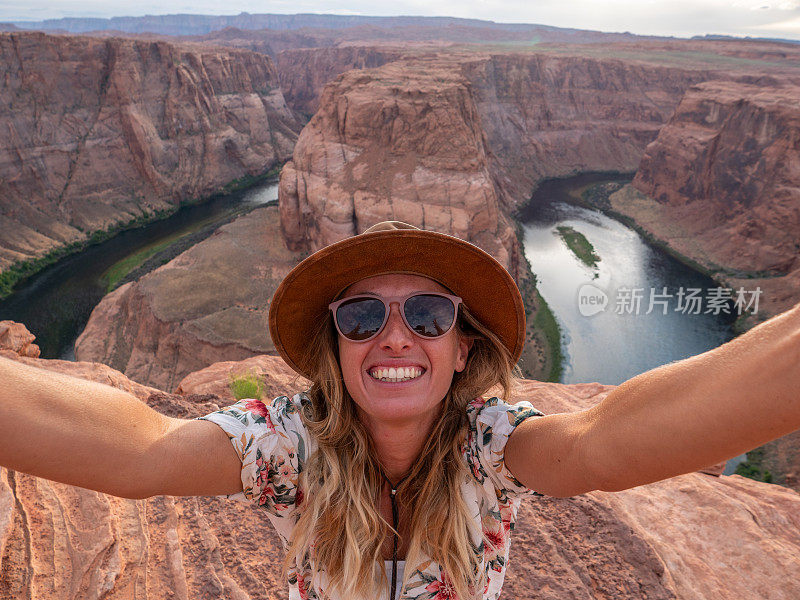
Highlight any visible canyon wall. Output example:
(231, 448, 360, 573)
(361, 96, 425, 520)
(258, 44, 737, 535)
(272, 48, 736, 212)
(275, 46, 402, 117)
(459, 53, 720, 206)
(71, 44, 800, 389)
(614, 81, 800, 323)
(0, 31, 300, 272)
(277, 49, 709, 266)
(605, 81, 800, 494)
(4, 324, 800, 599)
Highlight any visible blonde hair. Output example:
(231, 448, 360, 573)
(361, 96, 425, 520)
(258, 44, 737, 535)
(282, 305, 517, 600)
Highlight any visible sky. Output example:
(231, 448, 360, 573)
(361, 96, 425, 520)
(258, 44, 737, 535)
(3, 0, 800, 41)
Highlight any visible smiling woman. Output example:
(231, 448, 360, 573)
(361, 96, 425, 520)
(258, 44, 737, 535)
(1, 220, 799, 600)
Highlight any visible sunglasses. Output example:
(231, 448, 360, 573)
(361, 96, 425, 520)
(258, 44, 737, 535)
(329, 292, 463, 342)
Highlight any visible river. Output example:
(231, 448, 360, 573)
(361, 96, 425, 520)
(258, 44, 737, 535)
(519, 174, 745, 473)
(0, 181, 279, 360)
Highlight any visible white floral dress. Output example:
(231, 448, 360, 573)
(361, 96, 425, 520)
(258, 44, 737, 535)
(196, 394, 544, 600)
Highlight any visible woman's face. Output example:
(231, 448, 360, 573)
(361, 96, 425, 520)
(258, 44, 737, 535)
(337, 273, 471, 426)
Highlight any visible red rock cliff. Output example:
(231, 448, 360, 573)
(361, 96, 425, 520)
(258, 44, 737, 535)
(615, 81, 800, 322)
(606, 81, 800, 494)
(275, 46, 402, 117)
(278, 57, 521, 277)
(0, 31, 300, 272)
(74, 205, 306, 392)
(4, 323, 800, 599)
(458, 53, 719, 206)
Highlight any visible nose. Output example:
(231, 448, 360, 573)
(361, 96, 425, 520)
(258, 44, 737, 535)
(378, 302, 414, 352)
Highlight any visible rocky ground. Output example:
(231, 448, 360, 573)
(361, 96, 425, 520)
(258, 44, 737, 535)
(3, 321, 800, 599)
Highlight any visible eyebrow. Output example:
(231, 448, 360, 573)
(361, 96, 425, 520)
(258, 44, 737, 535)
(350, 290, 433, 297)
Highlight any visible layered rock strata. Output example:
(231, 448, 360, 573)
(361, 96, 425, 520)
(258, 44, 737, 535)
(75, 205, 306, 391)
(275, 50, 768, 263)
(458, 53, 719, 206)
(3, 325, 800, 599)
(272, 43, 800, 207)
(275, 46, 402, 117)
(616, 81, 800, 325)
(77, 43, 800, 389)
(0, 31, 299, 272)
(278, 59, 520, 275)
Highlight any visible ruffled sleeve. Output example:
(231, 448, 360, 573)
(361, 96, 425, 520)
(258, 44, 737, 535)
(464, 396, 546, 500)
(194, 394, 312, 518)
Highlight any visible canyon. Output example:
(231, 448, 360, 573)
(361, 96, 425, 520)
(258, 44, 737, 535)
(4, 322, 800, 599)
(72, 38, 800, 391)
(74, 204, 306, 392)
(0, 31, 299, 275)
(2, 19, 800, 598)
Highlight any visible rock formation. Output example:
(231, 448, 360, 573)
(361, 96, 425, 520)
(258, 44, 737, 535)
(278, 58, 520, 276)
(3, 323, 800, 599)
(275, 46, 402, 117)
(73, 42, 800, 389)
(613, 81, 800, 325)
(0, 31, 300, 272)
(275, 48, 791, 265)
(272, 44, 800, 207)
(74, 205, 306, 392)
(0, 320, 41, 358)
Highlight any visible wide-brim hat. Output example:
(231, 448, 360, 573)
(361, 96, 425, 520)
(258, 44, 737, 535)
(268, 221, 525, 378)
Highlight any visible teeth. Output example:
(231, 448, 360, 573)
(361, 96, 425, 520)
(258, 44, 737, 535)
(369, 367, 423, 382)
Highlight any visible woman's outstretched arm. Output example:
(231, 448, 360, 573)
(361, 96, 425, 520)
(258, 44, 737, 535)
(506, 301, 800, 496)
(0, 356, 242, 499)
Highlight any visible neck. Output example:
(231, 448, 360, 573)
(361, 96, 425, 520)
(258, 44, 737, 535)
(359, 406, 441, 484)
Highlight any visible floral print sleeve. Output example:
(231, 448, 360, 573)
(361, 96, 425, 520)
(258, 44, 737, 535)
(465, 396, 546, 500)
(194, 394, 313, 519)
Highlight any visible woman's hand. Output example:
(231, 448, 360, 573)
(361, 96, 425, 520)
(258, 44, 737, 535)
(506, 301, 800, 496)
(0, 356, 242, 499)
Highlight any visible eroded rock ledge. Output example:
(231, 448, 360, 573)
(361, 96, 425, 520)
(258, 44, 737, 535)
(3, 323, 800, 599)
(74, 205, 305, 392)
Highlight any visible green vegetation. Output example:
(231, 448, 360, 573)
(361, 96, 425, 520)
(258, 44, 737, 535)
(734, 446, 772, 484)
(0, 207, 171, 299)
(555, 225, 600, 269)
(229, 370, 266, 401)
(100, 236, 181, 292)
(530, 285, 564, 383)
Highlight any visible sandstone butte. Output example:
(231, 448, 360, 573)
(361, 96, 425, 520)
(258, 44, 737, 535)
(0, 31, 300, 273)
(4, 320, 800, 599)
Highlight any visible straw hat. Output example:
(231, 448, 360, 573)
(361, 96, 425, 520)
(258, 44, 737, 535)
(268, 221, 525, 378)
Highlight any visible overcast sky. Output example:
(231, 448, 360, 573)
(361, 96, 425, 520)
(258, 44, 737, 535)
(4, 0, 800, 41)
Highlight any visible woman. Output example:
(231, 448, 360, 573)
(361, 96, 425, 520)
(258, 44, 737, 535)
(1, 221, 799, 600)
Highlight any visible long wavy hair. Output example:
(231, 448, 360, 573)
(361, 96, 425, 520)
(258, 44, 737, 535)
(281, 303, 518, 600)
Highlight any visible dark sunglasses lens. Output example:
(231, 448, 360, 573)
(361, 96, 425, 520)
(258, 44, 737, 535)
(336, 297, 386, 340)
(404, 294, 456, 337)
